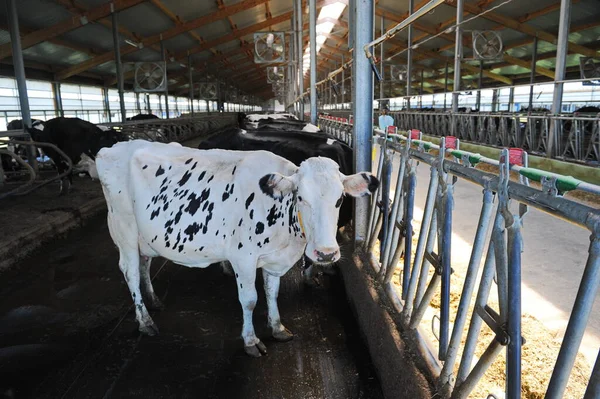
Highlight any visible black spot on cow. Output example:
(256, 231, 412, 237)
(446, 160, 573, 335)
(174, 204, 185, 225)
(222, 191, 230, 201)
(169, 166, 172, 170)
(156, 166, 165, 176)
(255, 222, 264, 235)
(198, 171, 206, 181)
(232, 229, 236, 235)
(178, 245, 184, 253)
(238, 243, 243, 249)
(178, 170, 192, 187)
(202, 201, 209, 212)
(215, 230, 219, 236)
(238, 218, 243, 227)
(173, 231, 182, 249)
(240, 283, 243, 288)
(142, 165, 148, 170)
(207, 175, 214, 183)
(184, 222, 200, 241)
(264, 237, 270, 245)
(150, 208, 160, 220)
(163, 202, 169, 211)
(191, 162, 197, 170)
(249, 209, 254, 220)
(245, 193, 255, 209)
(266, 205, 279, 227)
(235, 273, 239, 278)
(152, 235, 157, 242)
(199, 246, 204, 251)
(232, 166, 237, 175)
(185, 158, 193, 165)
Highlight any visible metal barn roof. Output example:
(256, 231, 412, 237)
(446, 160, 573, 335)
(0, 0, 598, 100)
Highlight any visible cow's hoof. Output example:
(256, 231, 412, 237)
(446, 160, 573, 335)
(244, 341, 267, 357)
(273, 327, 294, 342)
(139, 322, 159, 336)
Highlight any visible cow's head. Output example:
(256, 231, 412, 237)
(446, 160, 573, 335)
(260, 157, 379, 265)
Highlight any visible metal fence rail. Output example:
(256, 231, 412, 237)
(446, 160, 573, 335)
(392, 111, 600, 165)
(364, 129, 600, 398)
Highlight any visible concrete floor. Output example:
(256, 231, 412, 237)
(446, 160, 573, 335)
(0, 214, 385, 399)
(376, 145, 600, 367)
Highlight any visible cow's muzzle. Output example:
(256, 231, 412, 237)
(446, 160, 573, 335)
(313, 248, 340, 264)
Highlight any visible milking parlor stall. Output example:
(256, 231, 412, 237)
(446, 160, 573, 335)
(0, 0, 599, 398)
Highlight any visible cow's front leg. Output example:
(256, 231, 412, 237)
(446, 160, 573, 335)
(233, 264, 266, 357)
(262, 269, 294, 342)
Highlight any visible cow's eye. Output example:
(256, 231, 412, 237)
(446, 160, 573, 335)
(335, 195, 344, 208)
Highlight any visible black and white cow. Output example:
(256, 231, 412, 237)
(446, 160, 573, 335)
(199, 128, 354, 283)
(26, 117, 126, 193)
(96, 140, 378, 357)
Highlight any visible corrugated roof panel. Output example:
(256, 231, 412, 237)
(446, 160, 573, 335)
(23, 42, 91, 67)
(162, 0, 219, 22)
(193, 19, 232, 41)
(162, 34, 199, 54)
(228, 6, 267, 30)
(118, 2, 174, 37)
(90, 61, 116, 75)
(13, 0, 72, 30)
(60, 23, 119, 52)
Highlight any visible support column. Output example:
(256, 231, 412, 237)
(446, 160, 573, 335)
(103, 87, 112, 122)
(548, 0, 571, 157)
(111, 10, 127, 123)
(492, 89, 499, 112)
(145, 93, 151, 113)
(406, 0, 414, 108)
(309, 0, 317, 124)
(352, 0, 374, 244)
(379, 16, 384, 100)
(160, 39, 170, 119)
(444, 62, 449, 110)
(6, 0, 37, 170)
(527, 36, 539, 112)
(341, 54, 345, 105)
(476, 60, 483, 110)
(451, 0, 464, 113)
(508, 86, 515, 112)
(52, 82, 64, 117)
(135, 92, 141, 113)
(188, 55, 194, 116)
(296, 0, 304, 120)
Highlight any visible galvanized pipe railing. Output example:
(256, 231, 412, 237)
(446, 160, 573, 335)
(364, 127, 600, 398)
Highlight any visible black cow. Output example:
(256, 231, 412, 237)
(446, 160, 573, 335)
(126, 113, 160, 121)
(199, 127, 354, 285)
(26, 117, 126, 194)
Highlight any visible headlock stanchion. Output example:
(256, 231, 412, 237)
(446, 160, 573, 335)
(364, 126, 600, 398)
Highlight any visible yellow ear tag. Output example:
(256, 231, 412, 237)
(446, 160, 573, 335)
(297, 211, 305, 236)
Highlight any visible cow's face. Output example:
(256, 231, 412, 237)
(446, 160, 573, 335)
(260, 157, 379, 265)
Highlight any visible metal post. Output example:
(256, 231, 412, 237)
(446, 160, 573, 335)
(452, 0, 464, 113)
(583, 350, 600, 399)
(6, 0, 37, 170)
(188, 55, 194, 116)
(296, 0, 304, 120)
(52, 82, 64, 117)
(309, 0, 317, 124)
(548, 0, 571, 157)
(288, 29, 295, 112)
(145, 93, 151, 113)
(492, 88, 498, 112)
(508, 86, 515, 112)
(161, 39, 170, 119)
(352, 0, 375, 243)
(379, 16, 384, 100)
(444, 62, 449, 110)
(528, 36, 538, 111)
(476, 60, 483, 110)
(406, 0, 413, 108)
(135, 92, 141, 113)
(341, 54, 345, 105)
(111, 10, 127, 123)
(103, 87, 112, 122)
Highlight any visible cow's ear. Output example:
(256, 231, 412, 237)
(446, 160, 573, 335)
(259, 173, 297, 199)
(342, 172, 379, 197)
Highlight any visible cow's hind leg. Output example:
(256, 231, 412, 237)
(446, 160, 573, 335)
(262, 269, 293, 342)
(107, 213, 158, 336)
(140, 255, 164, 310)
(231, 261, 266, 357)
